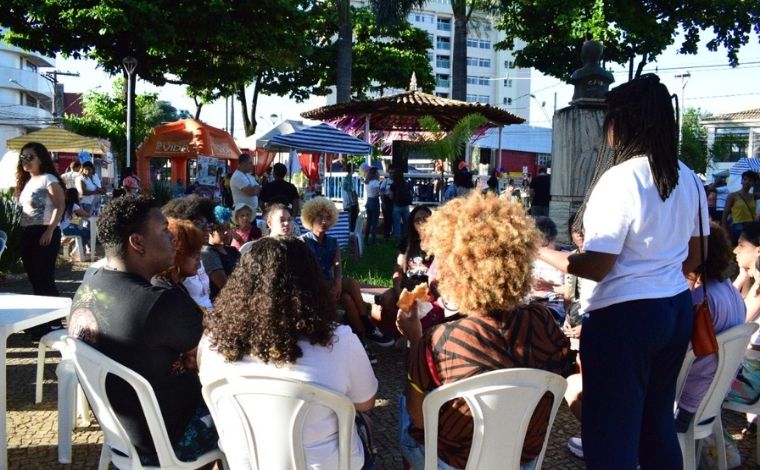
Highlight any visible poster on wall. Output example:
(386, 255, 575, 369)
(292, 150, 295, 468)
(196, 156, 221, 186)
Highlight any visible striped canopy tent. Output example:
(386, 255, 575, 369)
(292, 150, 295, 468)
(266, 122, 372, 155)
(729, 157, 760, 176)
(6, 127, 107, 154)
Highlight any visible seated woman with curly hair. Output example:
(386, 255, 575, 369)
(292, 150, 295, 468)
(197, 237, 378, 469)
(300, 197, 394, 360)
(396, 191, 570, 470)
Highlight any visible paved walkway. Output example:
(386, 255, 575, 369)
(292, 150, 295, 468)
(2, 260, 759, 469)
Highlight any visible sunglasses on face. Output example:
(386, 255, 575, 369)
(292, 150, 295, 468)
(20, 153, 36, 162)
(193, 219, 215, 229)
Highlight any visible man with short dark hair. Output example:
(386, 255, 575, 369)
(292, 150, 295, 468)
(230, 153, 261, 212)
(529, 167, 551, 216)
(68, 195, 216, 465)
(259, 162, 300, 214)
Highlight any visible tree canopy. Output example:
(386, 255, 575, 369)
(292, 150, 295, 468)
(494, 0, 760, 81)
(680, 107, 709, 174)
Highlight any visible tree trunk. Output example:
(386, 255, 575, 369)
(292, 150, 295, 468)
(238, 85, 253, 137)
(634, 53, 648, 79)
(193, 97, 203, 120)
(336, 0, 352, 103)
(450, 1, 468, 101)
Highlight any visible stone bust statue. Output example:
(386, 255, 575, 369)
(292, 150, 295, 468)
(570, 40, 615, 104)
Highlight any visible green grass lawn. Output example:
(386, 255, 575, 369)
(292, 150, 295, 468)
(342, 238, 398, 287)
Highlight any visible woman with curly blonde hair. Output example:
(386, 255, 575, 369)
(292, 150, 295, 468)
(301, 197, 394, 361)
(396, 191, 569, 470)
(197, 237, 377, 469)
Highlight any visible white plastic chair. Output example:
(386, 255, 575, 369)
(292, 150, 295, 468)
(676, 322, 758, 470)
(723, 333, 760, 465)
(422, 368, 567, 470)
(238, 240, 255, 256)
(354, 212, 366, 257)
(202, 375, 356, 470)
(65, 337, 225, 469)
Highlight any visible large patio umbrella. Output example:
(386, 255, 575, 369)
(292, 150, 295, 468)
(6, 127, 107, 154)
(136, 118, 241, 189)
(301, 82, 524, 132)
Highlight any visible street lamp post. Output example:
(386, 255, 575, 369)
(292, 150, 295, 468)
(122, 57, 138, 169)
(675, 71, 691, 155)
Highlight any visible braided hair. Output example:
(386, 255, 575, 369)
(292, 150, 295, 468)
(574, 74, 679, 233)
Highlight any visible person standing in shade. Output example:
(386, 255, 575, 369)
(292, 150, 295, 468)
(380, 168, 394, 239)
(364, 167, 381, 244)
(390, 168, 413, 238)
(15, 142, 65, 337)
(722, 170, 760, 245)
(342, 163, 359, 232)
(259, 162, 300, 214)
(230, 153, 261, 213)
(529, 167, 551, 216)
(61, 160, 81, 189)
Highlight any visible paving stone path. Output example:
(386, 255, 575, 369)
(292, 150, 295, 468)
(2, 260, 758, 469)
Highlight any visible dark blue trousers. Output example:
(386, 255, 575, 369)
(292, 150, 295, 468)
(580, 290, 692, 470)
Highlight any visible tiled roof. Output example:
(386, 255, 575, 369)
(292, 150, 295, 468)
(302, 90, 524, 131)
(703, 108, 760, 122)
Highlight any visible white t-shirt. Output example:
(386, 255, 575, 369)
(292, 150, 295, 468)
(365, 179, 380, 198)
(182, 262, 213, 311)
(582, 158, 709, 312)
(19, 173, 60, 227)
(60, 203, 82, 230)
(76, 174, 98, 205)
(715, 186, 729, 211)
(230, 169, 259, 212)
(198, 325, 377, 470)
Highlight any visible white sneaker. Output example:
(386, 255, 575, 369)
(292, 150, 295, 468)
(567, 436, 584, 459)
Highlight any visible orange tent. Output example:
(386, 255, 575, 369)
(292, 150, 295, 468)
(136, 118, 241, 189)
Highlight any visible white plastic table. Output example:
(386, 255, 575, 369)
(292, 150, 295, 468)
(0, 293, 71, 470)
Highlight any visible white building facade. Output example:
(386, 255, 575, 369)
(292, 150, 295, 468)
(347, 1, 532, 122)
(0, 32, 56, 156)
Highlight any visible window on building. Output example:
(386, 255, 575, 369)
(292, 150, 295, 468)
(479, 58, 491, 68)
(753, 130, 760, 159)
(24, 93, 38, 108)
(712, 128, 750, 163)
(437, 55, 451, 69)
(436, 37, 451, 50)
(467, 38, 479, 48)
(478, 76, 489, 86)
(436, 92, 449, 98)
(25, 61, 38, 72)
(504, 60, 515, 69)
(503, 97, 513, 105)
(436, 74, 450, 88)
(479, 95, 490, 103)
(466, 94, 478, 103)
(467, 56, 478, 67)
(503, 79, 513, 87)
(437, 18, 451, 31)
(479, 40, 491, 49)
(467, 75, 478, 85)
(413, 13, 434, 24)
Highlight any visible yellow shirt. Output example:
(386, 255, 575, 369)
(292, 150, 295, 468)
(731, 194, 756, 224)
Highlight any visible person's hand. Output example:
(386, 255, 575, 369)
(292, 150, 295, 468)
(39, 228, 54, 246)
(396, 308, 423, 342)
(181, 348, 198, 370)
(533, 278, 556, 293)
(563, 323, 582, 339)
(330, 282, 341, 301)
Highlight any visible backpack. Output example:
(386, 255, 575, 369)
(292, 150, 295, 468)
(394, 182, 413, 206)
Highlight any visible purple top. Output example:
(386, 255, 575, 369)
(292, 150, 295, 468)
(678, 278, 745, 412)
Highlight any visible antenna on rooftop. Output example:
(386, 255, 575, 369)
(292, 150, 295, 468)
(409, 72, 417, 92)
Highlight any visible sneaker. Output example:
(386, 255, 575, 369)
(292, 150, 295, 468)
(366, 327, 394, 347)
(567, 437, 584, 459)
(363, 343, 378, 365)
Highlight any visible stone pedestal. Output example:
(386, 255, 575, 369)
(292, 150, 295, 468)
(549, 105, 607, 244)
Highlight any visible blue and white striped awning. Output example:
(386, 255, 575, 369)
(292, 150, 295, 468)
(729, 157, 760, 176)
(266, 123, 372, 155)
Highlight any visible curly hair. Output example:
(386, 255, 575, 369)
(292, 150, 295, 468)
(421, 191, 539, 315)
(694, 222, 733, 282)
(301, 197, 338, 230)
(157, 218, 205, 279)
(205, 237, 337, 365)
(97, 194, 158, 258)
(162, 194, 215, 222)
(15, 142, 65, 197)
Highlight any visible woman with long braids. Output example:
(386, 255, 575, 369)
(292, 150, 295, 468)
(537, 74, 709, 469)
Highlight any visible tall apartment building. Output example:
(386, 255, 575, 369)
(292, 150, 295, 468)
(0, 31, 57, 156)
(347, 0, 532, 122)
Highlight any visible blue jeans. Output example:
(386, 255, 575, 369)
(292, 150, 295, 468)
(398, 395, 536, 470)
(580, 290, 692, 470)
(392, 205, 409, 238)
(365, 197, 380, 242)
(62, 224, 90, 246)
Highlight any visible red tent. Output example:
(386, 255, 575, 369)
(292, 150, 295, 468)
(136, 118, 241, 189)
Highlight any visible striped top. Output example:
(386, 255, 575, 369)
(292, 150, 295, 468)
(408, 305, 569, 468)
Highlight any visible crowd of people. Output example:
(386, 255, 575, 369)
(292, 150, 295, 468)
(13, 72, 760, 469)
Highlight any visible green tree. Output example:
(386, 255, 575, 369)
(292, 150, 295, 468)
(680, 107, 709, 174)
(63, 79, 187, 171)
(494, 0, 760, 81)
(711, 133, 750, 164)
